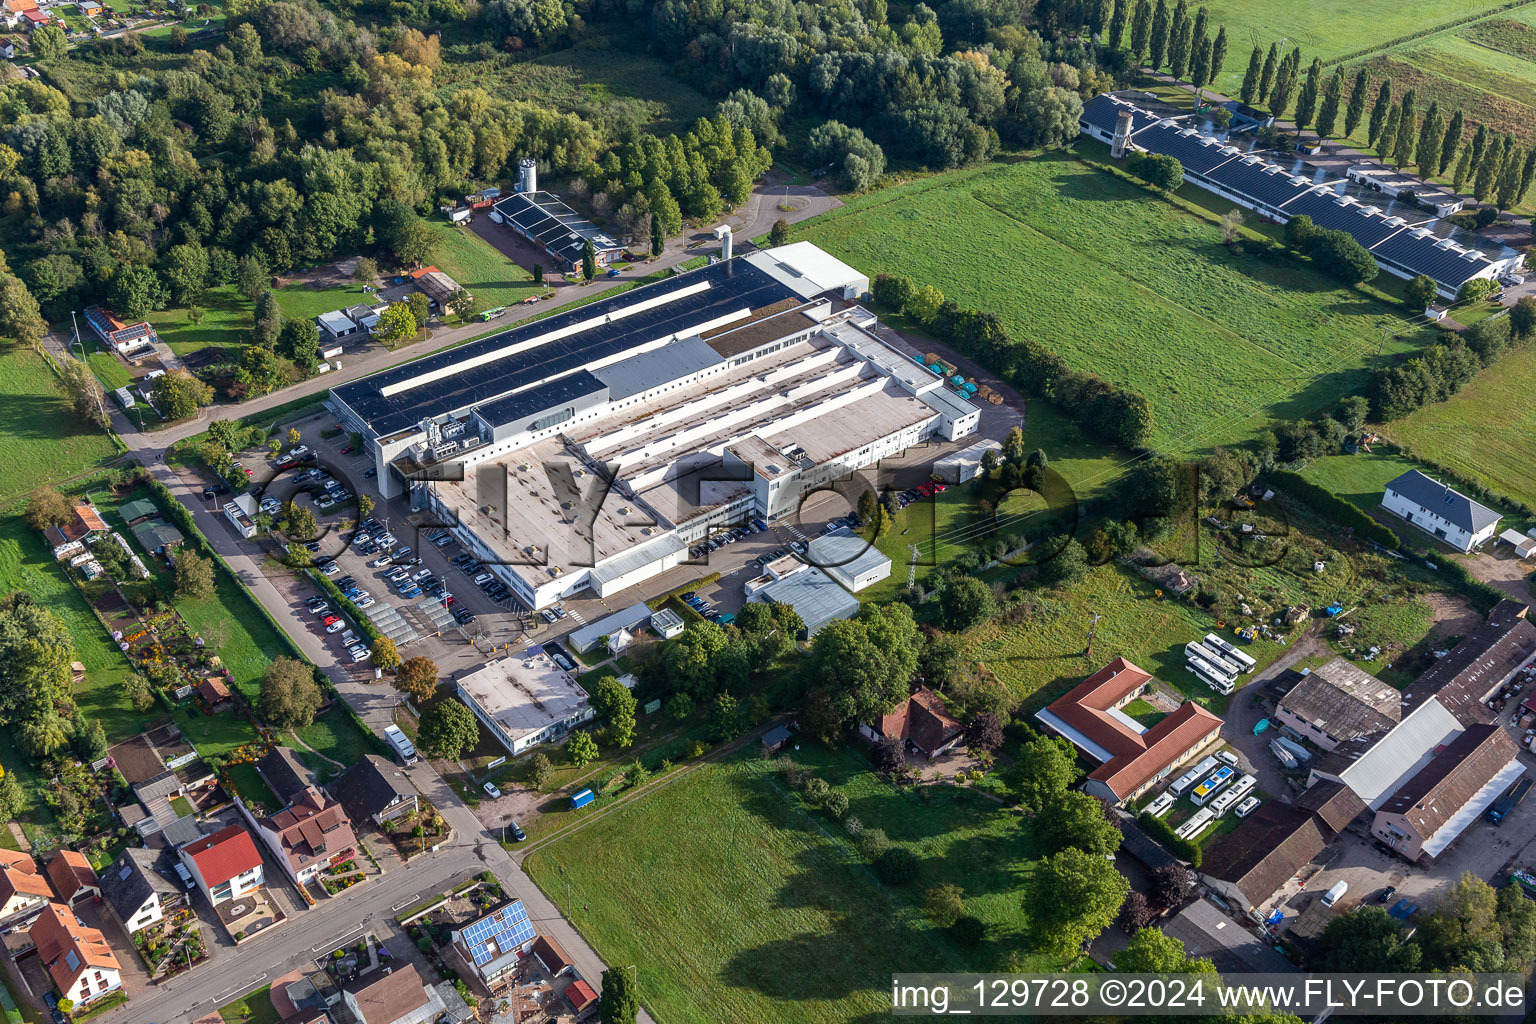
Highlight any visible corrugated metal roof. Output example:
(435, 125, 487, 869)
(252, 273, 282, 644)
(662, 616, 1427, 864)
(1339, 697, 1463, 809)
(754, 567, 858, 635)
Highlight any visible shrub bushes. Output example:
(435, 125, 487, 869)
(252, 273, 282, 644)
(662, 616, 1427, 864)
(875, 847, 919, 884)
(1138, 811, 1201, 868)
(951, 915, 986, 946)
(1269, 472, 1402, 550)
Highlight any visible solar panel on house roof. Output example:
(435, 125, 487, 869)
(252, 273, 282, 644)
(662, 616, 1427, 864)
(462, 901, 535, 966)
(332, 258, 800, 438)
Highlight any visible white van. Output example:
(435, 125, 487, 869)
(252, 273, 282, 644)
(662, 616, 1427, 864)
(1320, 880, 1348, 907)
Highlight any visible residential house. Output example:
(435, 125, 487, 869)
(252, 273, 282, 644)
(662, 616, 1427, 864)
(329, 755, 419, 826)
(0, 850, 54, 929)
(859, 687, 964, 759)
(0, 37, 15, 57)
(250, 787, 357, 887)
(1371, 724, 1523, 863)
(45, 851, 99, 908)
(451, 900, 537, 993)
(1405, 601, 1536, 725)
(98, 848, 186, 936)
(75, 1, 103, 15)
(529, 934, 574, 977)
(20, 9, 48, 29)
(83, 307, 157, 358)
(29, 903, 122, 1007)
(247, 747, 358, 886)
(1382, 470, 1501, 552)
(1035, 657, 1223, 805)
(178, 825, 264, 906)
(340, 964, 445, 1024)
(1273, 659, 1400, 752)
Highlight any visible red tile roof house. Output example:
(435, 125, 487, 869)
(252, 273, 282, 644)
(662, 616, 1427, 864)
(565, 978, 599, 1016)
(0, 849, 56, 928)
(29, 903, 122, 1008)
(858, 687, 964, 759)
(178, 824, 263, 906)
(1035, 657, 1224, 805)
(45, 851, 100, 908)
(252, 787, 358, 887)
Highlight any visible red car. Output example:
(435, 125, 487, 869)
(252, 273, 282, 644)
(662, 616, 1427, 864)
(340, 445, 352, 454)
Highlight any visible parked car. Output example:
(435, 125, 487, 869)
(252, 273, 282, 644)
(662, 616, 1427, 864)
(355, 597, 375, 609)
(1379, 885, 1397, 904)
(474, 572, 494, 585)
(325, 619, 345, 633)
(483, 781, 502, 799)
(364, 467, 377, 478)
(322, 563, 342, 577)
(506, 820, 527, 842)
(203, 487, 216, 500)
(541, 609, 558, 623)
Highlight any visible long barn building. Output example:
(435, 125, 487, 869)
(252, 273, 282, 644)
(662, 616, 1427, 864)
(1080, 94, 1523, 298)
(328, 243, 979, 611)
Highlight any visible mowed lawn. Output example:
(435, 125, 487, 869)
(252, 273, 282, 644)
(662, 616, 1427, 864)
(0, 348, 120, 500)
(425, 221, 541, 311)
(1300, 449, 1422, 515)
(1383, 343, 1536, 506)
(146, 284, 254, 364)
(795, 151, 1428, 452)
(526, 750, 1046, 1024)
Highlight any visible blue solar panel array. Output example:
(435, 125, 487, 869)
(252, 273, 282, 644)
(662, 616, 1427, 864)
(1285, 192, 1410, 250)
(462, 900, 535, 966)
(1136, 123, 1241, 176)
(1371, 231, 1489, 287)
(1205, 160, 1314, 211)
(333, 259, 801, 439)
(1079, 94, 1161, 136)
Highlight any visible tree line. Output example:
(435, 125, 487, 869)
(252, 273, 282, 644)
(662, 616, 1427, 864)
(871, 272, 1154, 447)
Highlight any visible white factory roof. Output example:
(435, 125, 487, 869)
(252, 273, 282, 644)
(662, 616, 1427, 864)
(1421, 757, 1525, 858)
(567, 602, 655, 652)
(806, 532, 891, 581)
(455, 654, 589, 743)
(745, 243, 869, 300)
(1339, 697, 1463, 810)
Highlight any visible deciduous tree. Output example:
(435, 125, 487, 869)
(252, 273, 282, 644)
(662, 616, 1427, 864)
(419, 700, 478, 759)
(565, 730, 598, 767)
(395, 656, 439, 702)
(259, 656, 323, 729)
(171, 549, 216, 602)
(1021, 848, 1129, 961)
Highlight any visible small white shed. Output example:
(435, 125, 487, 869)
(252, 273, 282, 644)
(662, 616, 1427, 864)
(1499, 528, 1536, 559)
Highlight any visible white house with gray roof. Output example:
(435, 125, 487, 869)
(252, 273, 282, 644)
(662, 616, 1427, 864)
(1383, 470, 1500, 552)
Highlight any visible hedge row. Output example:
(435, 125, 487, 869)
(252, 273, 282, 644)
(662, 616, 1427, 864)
(1269, 471, 1403, 550)
(1138, 811, 1202, 868)
(307, 567, 383, 644)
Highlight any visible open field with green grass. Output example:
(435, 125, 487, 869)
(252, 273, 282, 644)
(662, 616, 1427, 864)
(271, 278, 368, 325)
(424, 221, 543, 311)
(144, 284, 252, 364)
(527, 746, 1050, 1024)
(1300, 450, 1422, 515)
(0, 348, 120, 501)
(1198, 0, 1513, 93)
(438, 37, 714, 135)
(218, 984, 280, 1024)
(294, 706, 384, 781)
(1383, 342, 1536, 506)
(794, 150, 1430, 451)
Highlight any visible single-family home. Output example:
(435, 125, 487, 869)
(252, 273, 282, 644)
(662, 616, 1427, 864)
(99, 848, 186, 936)
(75, 1, 103, 16)
(178, 824, 264, 906)
(1035, 657, 1223, 805)
(29, 903, 122, 1007)
(329, 755, 419, 826)
(1371, 723, 1523, 863)
(245, 747, 358, 886)
(45, 851, 99, 909)
(20, 9, 48, 29)
(1273, 659, 1400, 752)
(0, 37, 15, 57)
(83, 307, 157, 357)
(340, 964, 445, 1024)
(0, 849, 55, 928)
(451, 899, 537, 993)
(859, 687, 964, 760)
(1382, 470, 1501, 552)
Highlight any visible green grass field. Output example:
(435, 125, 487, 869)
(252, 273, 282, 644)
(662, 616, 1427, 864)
(218, 985, 280, 1024)
(794, 150, 1430, 452)
(0, 348, 120, 501)
(1383, 342, 1536, 506)
(424, 221, 543, 311)
(1199, 0, 1512, 92)
(293, 706, 382, 781)
(1299, 449, 1422, 514)
(526, 746, 1049, 1024)
(145, 284, 253, 364)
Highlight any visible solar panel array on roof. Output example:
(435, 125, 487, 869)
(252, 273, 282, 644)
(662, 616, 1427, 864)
(1079, 93, 1162, 136)
(1137, 123, 1241, 176)
(1206, 159, 1316, 211)
(1289, 192, 1412, 249)
(332, 259, 800, 439)
(462, 901, 535, 966)
(1371, 231, 1492, 287)
(474, 370, 607, 430)
(494, 191, 623, 267)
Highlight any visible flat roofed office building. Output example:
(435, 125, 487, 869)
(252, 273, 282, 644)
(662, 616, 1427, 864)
(329, 245, 976, 611)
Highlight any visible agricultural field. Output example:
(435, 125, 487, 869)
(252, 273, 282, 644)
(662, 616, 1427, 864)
(1198, 0, 1511, 93)
(0, 348, 120, 502)
(794, 150, 1431, 451)
(1383, 343, 1536, 507)
(438, 37, 714, 135)
(526, 746, 1051, 1024)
